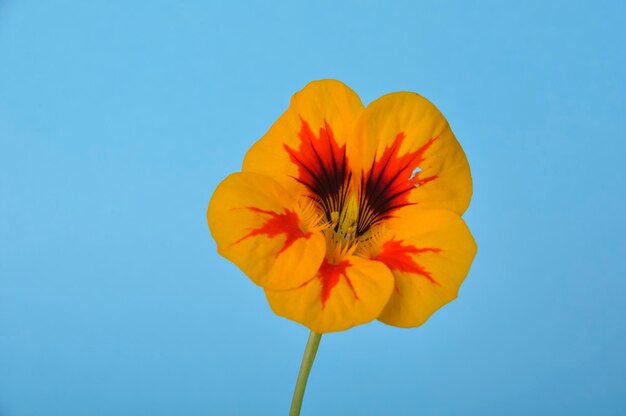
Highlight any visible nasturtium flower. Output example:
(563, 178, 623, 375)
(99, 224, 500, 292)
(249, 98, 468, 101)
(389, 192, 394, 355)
(208, 80, 476, 333)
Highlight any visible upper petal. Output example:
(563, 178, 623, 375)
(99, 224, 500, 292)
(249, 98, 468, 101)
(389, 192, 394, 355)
(364, 206, 476, 328)
(242, 80, 364, 200)
(265, 256, 394, 333)
(347, 92, 472, 220)
(207, 172, 326, 290)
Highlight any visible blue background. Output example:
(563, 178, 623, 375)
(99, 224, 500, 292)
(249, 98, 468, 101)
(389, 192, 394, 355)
(1, 1, 625, 415)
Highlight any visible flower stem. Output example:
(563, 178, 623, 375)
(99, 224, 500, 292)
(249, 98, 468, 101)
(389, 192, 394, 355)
(289, 331, 322, 416)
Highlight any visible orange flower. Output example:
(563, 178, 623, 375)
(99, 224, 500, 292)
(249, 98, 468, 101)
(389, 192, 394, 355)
(208, 80, 476, 333)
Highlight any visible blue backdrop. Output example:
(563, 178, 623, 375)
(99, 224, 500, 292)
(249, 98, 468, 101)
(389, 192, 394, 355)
(1, 1, 625, 415)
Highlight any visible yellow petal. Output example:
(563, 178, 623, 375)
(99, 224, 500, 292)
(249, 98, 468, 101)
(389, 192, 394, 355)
(242, 79, 364, 200)
(348, 92, 472, 219)
(207, 172, 326, 290)
(365, 206, 476, 328)
(265, 256, 394, 333)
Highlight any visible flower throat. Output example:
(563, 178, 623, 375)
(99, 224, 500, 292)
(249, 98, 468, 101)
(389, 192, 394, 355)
(285, 118, 437, 261)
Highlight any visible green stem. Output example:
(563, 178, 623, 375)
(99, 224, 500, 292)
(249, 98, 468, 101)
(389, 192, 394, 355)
(289, 331, 322, 416)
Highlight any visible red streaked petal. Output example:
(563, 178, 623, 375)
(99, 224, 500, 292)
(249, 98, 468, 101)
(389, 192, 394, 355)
(356, 132, 439, 235)
(283, 118, 351, 219)
(348, 92, 472, 216)
(208, 172, 326, 291)
(243, 79, 363, 197)
(266, 256, 394, 333)
(367, 206, 476, 328)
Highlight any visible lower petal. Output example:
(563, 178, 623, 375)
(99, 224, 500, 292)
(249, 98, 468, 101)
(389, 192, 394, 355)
(368, 207, 476, 328)
(265, 256, 394, 333)
(207, 172, 326, 290)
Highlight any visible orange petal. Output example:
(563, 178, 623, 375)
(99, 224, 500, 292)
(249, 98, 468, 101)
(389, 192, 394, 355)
(242, 80, 363, 218)
(348, 92, 472, 228)
(207, 172, 326, 290)
(265, 256, 394, 333)
(364, 206, 476, 328)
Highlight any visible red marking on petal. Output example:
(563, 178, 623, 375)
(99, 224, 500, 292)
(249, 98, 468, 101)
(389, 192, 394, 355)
(357, 133, 438, 235)
(373, 239, 441, 285)
(284, 118, 350, 219)
(318, 258, 358, 309)
(412, 174, 438, 187)
(234, 207, 311, 257)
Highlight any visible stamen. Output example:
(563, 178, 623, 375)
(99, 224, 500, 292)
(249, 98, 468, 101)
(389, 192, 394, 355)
(355, 223, 388, 258)
(295, 197, 327, 233)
